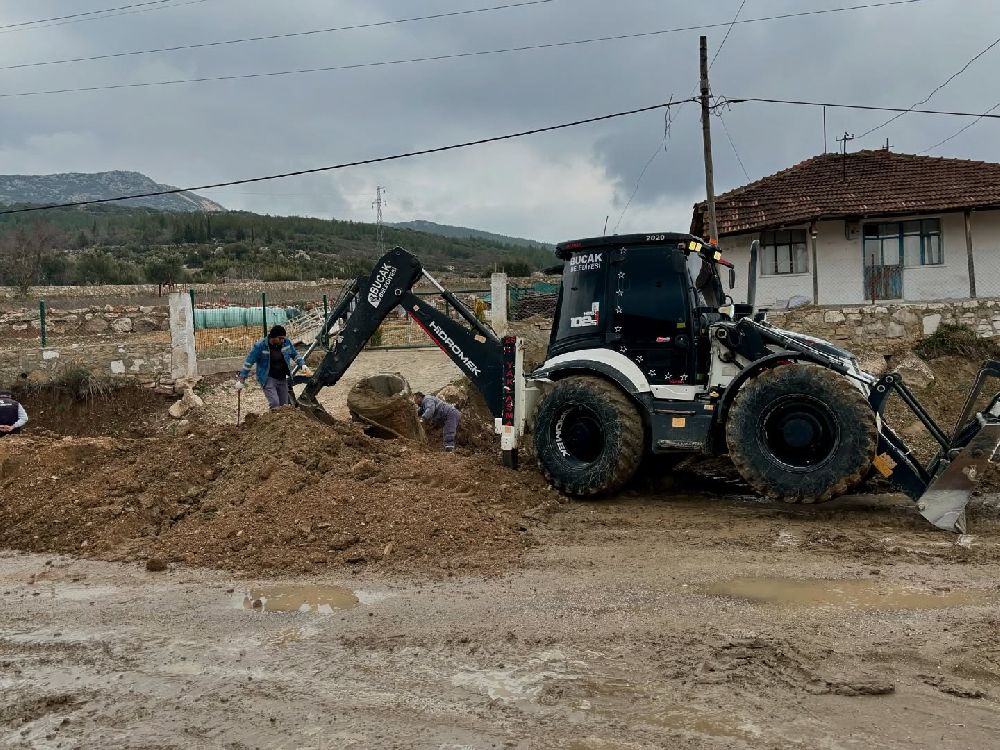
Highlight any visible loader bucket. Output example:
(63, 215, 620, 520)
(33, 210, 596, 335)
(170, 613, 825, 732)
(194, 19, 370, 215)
(919, 421, 1000, 533)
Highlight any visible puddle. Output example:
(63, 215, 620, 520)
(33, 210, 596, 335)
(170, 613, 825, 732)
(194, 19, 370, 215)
(237, 585, 358, 613)
(639, 704, 751, 739)
(706, 577, 986, 610)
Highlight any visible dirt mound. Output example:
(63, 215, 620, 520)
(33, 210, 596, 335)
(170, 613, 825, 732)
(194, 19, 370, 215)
(426, 378, 498, 454)
(0, 408, 559, 575)
(507, 316, 551, 371)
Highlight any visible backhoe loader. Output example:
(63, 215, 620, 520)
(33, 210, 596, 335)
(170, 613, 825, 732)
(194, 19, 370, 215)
(292, 233, 1000, 534)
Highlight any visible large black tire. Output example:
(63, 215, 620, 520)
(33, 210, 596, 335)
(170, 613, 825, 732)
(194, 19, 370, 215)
(726, 363, 877, 503)
(533, 376, 645, 496)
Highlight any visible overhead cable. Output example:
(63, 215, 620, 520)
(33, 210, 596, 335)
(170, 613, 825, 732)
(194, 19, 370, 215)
(0, 98, 698, 215)
(0, 0, 212, 35)
(0, 0, 556, 70)
(857, 32, 1000, 140)
(0, 0, 929, 98)
(720, 96, 1000, 121)
(920, 100, 1000, 153)
(0, 0, 180, 30)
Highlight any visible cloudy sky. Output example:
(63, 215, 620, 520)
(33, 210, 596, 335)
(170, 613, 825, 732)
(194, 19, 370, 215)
(0, 0, 997, 243)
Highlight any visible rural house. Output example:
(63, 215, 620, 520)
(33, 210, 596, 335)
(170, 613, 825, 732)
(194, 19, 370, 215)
(691, 149, 1000, 307)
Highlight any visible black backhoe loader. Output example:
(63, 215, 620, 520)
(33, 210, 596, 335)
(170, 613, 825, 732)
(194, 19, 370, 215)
(291, 233, 1000, 534)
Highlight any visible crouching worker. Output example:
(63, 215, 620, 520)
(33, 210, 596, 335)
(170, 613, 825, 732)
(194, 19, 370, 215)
(413, 391, 461, 452)
(236, 325, 312, 409)
(0, 389, 28, 436)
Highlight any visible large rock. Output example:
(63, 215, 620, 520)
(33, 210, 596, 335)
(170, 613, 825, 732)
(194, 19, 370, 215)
(168, 400, 190, 419)
(891, 352, 935, 389)
(110, 317, 133, 334)
(169, 388, 205, 419)
(347, 373, 425, 441)
(83, 317, 109, 333)
(857, 353, 888, 377)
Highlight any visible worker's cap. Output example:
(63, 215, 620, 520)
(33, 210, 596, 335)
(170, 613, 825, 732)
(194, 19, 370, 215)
(268, 325, 287, 338)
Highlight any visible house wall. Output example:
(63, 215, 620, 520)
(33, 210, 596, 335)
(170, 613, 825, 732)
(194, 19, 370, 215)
(718, 210, 995, 306)
(972, 211, 1000, 297)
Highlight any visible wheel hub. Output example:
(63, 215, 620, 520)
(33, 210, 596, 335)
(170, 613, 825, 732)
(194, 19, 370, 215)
(555, 407, 605, 464)
(761, 396, 840, 471)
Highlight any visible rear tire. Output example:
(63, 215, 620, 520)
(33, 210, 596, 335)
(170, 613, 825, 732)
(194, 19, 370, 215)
(726, 363, 877, 503)
(533, 376, 645, 496)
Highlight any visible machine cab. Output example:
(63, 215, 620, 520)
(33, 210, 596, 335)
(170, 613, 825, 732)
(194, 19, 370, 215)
(548, 233, 715, 387)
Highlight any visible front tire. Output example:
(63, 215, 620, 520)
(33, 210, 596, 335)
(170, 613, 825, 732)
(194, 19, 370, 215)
(726, 363, 877, 503)
(533, 376, 644, 496)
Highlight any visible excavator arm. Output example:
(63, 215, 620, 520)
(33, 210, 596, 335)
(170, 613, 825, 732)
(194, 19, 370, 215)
(295, 246, 510, 420)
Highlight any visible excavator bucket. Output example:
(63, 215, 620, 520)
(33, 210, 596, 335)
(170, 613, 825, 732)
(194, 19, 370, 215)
(919, 421, 1000, 533)
(293, 390, 336, 426)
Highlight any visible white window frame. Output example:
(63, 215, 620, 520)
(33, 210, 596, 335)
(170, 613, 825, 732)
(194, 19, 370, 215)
(760, 228, 810, 276)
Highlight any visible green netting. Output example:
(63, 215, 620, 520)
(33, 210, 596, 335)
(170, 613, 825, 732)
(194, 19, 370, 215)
(194, 306, 299, 330)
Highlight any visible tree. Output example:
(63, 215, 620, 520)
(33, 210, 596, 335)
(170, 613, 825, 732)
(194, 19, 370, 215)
(144, 257, 184, 285)
(499, 258, 532, 277)
(0, 222, 64, 294)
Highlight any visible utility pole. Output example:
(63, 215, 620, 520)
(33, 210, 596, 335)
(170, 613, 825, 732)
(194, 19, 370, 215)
(699, 35, 718, 244)
(372, 185, 387, 252)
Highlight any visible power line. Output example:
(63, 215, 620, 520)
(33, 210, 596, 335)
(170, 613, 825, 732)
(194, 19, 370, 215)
(0, 98, 698, 216)
(709, 0, 748, 70)
(0, 0, 178, 30)
(721, 96, 1000, 121)
(920, 100, 1000, 153)
(857, 32, 1000, 140)
(0, 0, 212, 35)
(0, 0, 556, 71)
(0, 0, 929, 99)
(718, 112, 751, 181)
(613, 100, 680, 234)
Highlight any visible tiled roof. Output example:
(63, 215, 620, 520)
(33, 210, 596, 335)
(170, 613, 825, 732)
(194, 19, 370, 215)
(691, 149, 1000, 238)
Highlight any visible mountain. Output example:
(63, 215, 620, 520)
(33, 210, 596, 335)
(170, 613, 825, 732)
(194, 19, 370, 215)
(0, 171, 225, 212)
(391, 220, 553, 250)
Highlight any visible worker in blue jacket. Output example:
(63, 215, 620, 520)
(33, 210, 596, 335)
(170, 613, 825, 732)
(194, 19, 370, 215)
(236, 325, 312, 408)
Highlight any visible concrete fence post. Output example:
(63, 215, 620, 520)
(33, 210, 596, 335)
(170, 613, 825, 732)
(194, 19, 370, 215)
(491, 272, 508, 336)
(169, 291, 198, 379)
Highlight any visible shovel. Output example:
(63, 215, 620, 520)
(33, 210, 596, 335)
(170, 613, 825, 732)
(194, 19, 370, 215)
(237, 388, 242, 426)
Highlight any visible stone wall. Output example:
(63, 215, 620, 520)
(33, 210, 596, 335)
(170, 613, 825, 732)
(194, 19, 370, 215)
(0, 305, 170, 338)
(0, 341, 176, 392)
(767, 298, 1000, 348)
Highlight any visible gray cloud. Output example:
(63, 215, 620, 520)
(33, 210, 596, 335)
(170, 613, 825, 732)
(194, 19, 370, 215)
(0, 0, 997, 243)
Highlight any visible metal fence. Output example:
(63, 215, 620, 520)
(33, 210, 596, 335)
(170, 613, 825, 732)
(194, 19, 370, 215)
(508, 279, 559, 320)
(367, 288, 491, 349)
(0, 299, 173, 351)
(191, 287, 343, 360)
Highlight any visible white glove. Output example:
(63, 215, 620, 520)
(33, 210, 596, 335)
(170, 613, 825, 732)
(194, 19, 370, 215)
(235, 380, 245, 392)
(300, 366, 314, 377)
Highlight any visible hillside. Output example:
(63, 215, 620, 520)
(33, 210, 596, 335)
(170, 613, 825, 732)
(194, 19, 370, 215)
(392, 220, 553, 250)
(0, 204, 551, 287)
(0, 171, 224, 213)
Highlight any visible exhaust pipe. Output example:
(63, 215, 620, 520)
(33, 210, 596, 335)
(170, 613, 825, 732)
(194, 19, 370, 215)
(747, 239, 759, 309)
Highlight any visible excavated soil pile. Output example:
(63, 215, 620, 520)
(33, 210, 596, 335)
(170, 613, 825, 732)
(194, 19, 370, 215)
(507, 316, 552, 371)
(0, 408, 558, 575)
(429, 378, 499, 454)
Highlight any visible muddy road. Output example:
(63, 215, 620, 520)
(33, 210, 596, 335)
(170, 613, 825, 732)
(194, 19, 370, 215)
(4, 491, 1000, 749)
